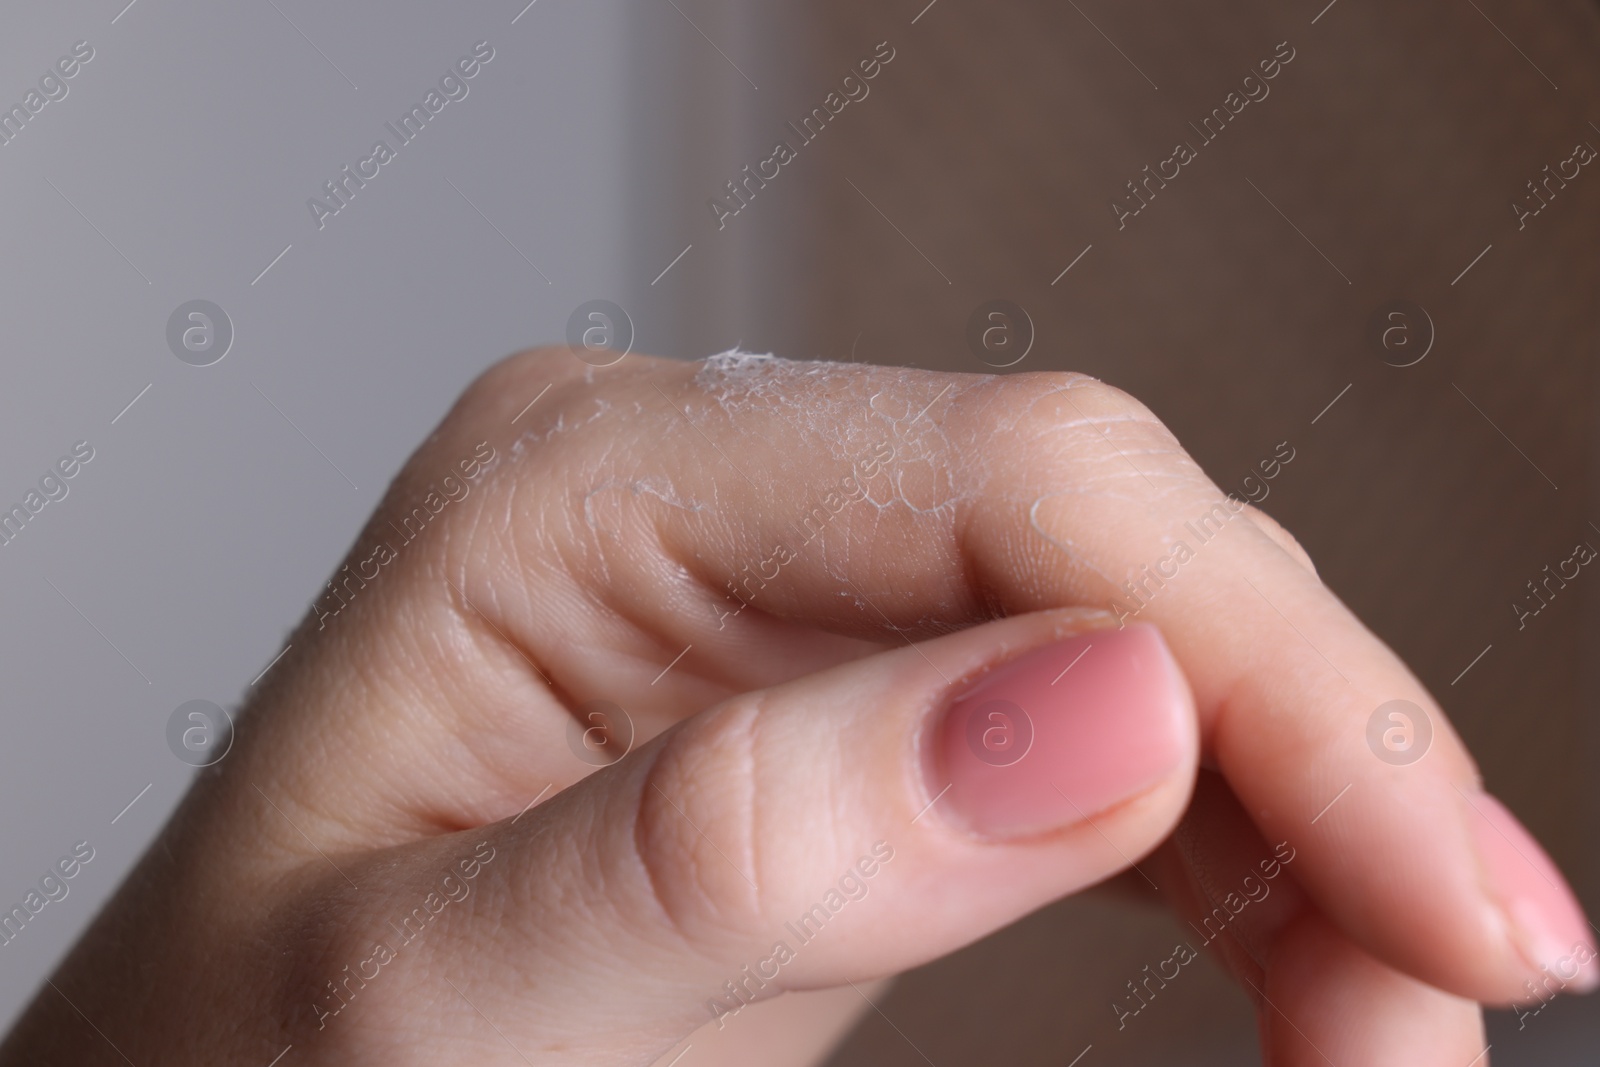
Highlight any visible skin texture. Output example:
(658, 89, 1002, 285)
(0, 350, 1591, 1066)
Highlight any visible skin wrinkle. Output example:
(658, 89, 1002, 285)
(1017, 379, 1230, 608)
(507, 393, 614, 456)
(501, 483, 545, 653)
(444, 598, 595, 796)
(581, 478, 709, 534)
(934, 378, 1194, 606)
(736, 698, 769, 942)
(507, 485, 682, 706)
(420, 524, 576, 818)
(1031, 435, 1195, 503)
(659, 699, 767, 932)
(1024, 498, 1122, 590)
(569, 454, 780, 697)
(629, 758, 722, 957)
(555, 458, 629, 590)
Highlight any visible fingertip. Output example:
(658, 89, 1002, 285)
(1462, 791, 1599, 1000)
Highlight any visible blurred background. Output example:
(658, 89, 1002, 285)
(0, 0, 1595, 1062)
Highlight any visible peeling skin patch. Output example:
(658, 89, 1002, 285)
(508, 394, 616, 457)
(687, 351, 1155, 600)
(694, 347, 783, 383)
(694, 348, 975, 461)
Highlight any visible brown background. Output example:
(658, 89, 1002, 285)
(698, 1, 1600, 1062)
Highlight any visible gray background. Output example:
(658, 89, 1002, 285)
(0, 0, 1595, 1063)
(0, 0, 650, 1033)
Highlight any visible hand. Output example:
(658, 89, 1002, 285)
(4, 350, 1592, 1066)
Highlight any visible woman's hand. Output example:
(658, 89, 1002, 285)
(4, 350, 1592, 1066)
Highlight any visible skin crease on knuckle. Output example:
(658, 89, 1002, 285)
(631, 697, 770, 950)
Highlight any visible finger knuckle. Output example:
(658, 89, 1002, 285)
(1242, 503, 1320, 577)
(379, 347, 589, 562)
(631, 698, 768, 946)
(1046, 374, 1174, 442)
(973, 372, 1194, 481)
(461, 346, 576, 411)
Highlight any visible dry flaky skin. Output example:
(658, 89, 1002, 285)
(523, 350, 1187, 637)
(2, 348, 1582, 1067)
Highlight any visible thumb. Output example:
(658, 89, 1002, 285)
(308, 612, 1197, 1064)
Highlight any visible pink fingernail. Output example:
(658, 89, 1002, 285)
(1466, 792, 1599, 995)
(931, 624, 1192, 839)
